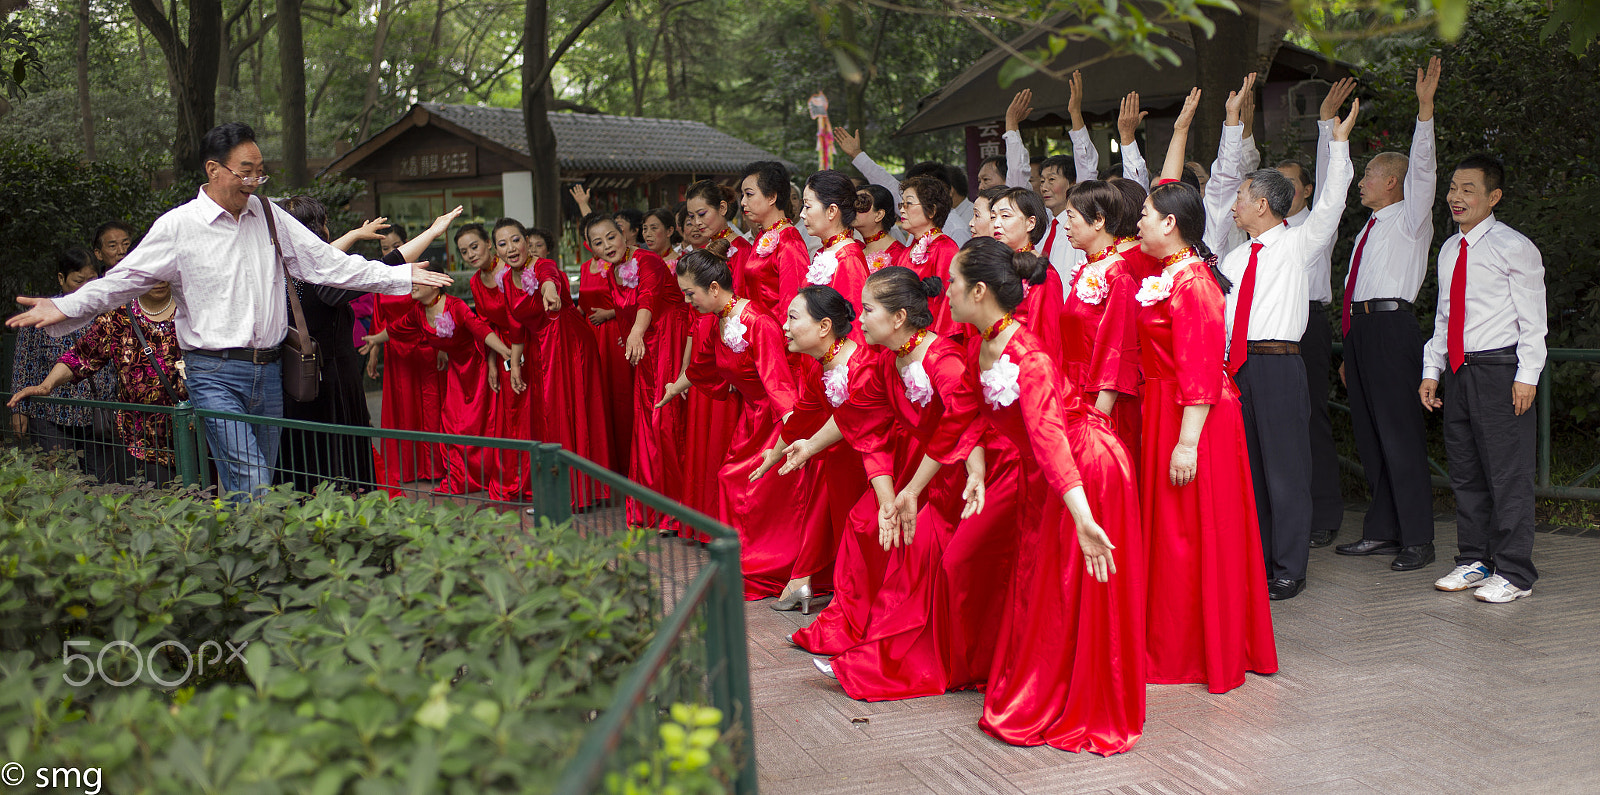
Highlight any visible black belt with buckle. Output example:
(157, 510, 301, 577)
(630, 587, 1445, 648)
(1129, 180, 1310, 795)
(1463, 346, 1518, 366)
(1349, 299, 1413, 315)
(1248, 341, 1301, 355)
(190, 347, 281, 365)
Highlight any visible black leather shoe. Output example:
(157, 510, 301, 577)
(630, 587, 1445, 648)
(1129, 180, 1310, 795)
(1268, 578, 1306, 600)
(1310, 528, 1338, 548)
(1391, 543, 1435, 571)
(1336, 538, 1401, 556)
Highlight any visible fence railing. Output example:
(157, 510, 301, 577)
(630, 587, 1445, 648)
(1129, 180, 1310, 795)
(0, 391, 757, 793)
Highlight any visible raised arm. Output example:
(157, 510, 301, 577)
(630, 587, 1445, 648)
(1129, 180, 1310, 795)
(331, 217, 390, 253)
(1203, 73, 1256, 254)
(1158, 88, 1202, 184)
(1295, 101, 1358, 257)
(1004, 89, 1034, 188)
(396, 206, 465, 264)
(837, 127, 902, 197)
(1402, 57, 1440, 237)
(1118, 91, 1150, 191)
(1067, 70, 1099, 182)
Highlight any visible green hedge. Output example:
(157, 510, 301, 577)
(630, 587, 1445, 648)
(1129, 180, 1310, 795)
(0, 447, 659, 793)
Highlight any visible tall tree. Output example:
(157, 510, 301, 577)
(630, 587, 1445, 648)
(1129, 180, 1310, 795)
(278, 0, 308, 187)
(74, 0, 93, 159)
(129, 0, 224, 176)
(524, 0, 617, 231)
(356, 0, 401, 141)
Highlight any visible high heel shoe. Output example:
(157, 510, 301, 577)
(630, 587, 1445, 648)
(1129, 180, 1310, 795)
(812, 657, 835, 679)
(769, 586, 802, 612)
(799, 584, 814, 616)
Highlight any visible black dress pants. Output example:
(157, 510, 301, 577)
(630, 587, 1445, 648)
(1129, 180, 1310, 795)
(1345, 310, 1435, 546)
(1299, 302, 1342, 531)
(1236, 351, 1313, 581)
(1441, 357, 1538, 590)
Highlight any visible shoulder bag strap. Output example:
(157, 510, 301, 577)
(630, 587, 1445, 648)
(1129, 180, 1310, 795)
(126, 304, 184, 405)
(260, 197, 311, 339)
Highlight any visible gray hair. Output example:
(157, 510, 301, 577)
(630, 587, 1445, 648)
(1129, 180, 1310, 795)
(1244, 168, 1295, 219)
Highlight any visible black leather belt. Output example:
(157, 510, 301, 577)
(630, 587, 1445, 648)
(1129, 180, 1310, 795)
(190, 347, 281, 365)
(1310, 300, 1328, 310)
(1348, 299, 1413, 315)
(1248, 341, 1301, 355)
(1464, 347, 1518, 366)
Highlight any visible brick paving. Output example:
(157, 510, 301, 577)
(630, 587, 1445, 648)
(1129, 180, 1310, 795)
(748, 512, 1600, 794)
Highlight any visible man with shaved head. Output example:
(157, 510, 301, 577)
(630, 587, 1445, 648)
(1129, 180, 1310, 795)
(1335, 57, 1444, 572)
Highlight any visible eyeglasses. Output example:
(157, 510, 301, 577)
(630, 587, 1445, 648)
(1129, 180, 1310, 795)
(899, 201, 922, 209)
(213, 162, 270, 186)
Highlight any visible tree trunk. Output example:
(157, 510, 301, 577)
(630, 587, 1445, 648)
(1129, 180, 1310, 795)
(277, 0, 308, 188)
(75, 0, 95, 159)
(1189, 1, 1260, 164)
(525, 0, 561, 232)
(621, 1, 643, 115)
(357, 0, 397, 141)
(130, 0, 224, 178)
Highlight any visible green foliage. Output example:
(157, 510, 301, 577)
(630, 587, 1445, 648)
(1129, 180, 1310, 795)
(0, 17, 44, 101)
(0, 446, 678, 793)
(605, 704, 732, 795)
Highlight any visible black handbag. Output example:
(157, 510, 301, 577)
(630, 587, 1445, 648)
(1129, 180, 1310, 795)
(260, 200, 321, 402)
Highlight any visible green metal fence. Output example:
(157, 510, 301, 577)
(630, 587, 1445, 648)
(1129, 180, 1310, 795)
(0, 391, 757, 793)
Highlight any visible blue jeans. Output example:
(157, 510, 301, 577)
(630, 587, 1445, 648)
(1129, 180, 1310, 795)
(183, 353, 283, 498)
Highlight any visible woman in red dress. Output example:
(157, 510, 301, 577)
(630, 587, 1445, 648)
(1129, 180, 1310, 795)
(1060, 180, 1153, 463)
(991, 188, 1063, 361)
(585, 213, 693, 527)
(497, 220, 612, 507)
(968, 185, 1007, 241)
(687, 180, 752, 265)
(893, 177, 960, 339)
(370, 218, 453, 486)
(952, 237, 1146, 755)
(577, 222, 634, 475)
(737, 162, 808, 319)
(798, 171, 871, 340)
(362, 277, 516, 496)
(853, 186, 904, 274)
(1135, 182, 1277, 693)
(452, 221, 530, 502)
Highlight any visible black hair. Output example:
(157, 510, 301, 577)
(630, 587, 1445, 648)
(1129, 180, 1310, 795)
(526, 226, 558, 255)
(740, 161, 794, 219)
(198, 122, 257, 165)
(993, 187, 1050, 246)
(905, 161, 951, 189)
(685, 179, 736, 217)
(614, 208, 645, 243)
(979, 154, 1007, 180)
(1244, 168, 1295, 219)
(92, 221, 135, 251)
(385, 223, 410, 243)
(675, 248, 735, 292)
(1064, 180, 1123, 240)
(977, 185, 1009, 205)
(1105, 177, 1147, 238)
(580, 211, 620, 241)
(1039, 154, 1076, 184)
(645, 207, 681, 248)
(865, 265, 941, 330)
(57, 247, 96, 278)
(281, 195, 330, 242)
(1276, 159, 1314, 194)
(1455, 153, 1505, 193)
(796, 285, 857, 338)
(857, 185, 898, 231)
(954, 237, 1047, 313)
(492, 217, 528, 239)
(903, 175, 953, 229)
(946, 165, 968, 198)
(454, 223, 489, 245)
(1148, 181, 1231, 293)
(805, 169, 872, 229)
(1181, 162, 1204, 191)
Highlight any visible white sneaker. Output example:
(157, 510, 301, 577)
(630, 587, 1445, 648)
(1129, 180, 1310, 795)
(1473, 574, 1531, 603)
(1435, 561, 1491, 591)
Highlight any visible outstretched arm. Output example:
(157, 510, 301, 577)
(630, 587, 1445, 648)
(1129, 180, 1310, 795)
(1004, 89, 1034, 188)
(397, 206, 465, 264)
(1158, 88, 1202, 183)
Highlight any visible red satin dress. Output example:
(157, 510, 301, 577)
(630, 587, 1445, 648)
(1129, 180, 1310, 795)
(1138, 260, 1277, 693)
(614, 249, 694, 527)
(685, 301, 817, 599)
(863, 239, 906, 274)
(1015, 267, 1066, 362)
(783, 343, 887, 611)
(1057, 246, 1156, 465)
(469, 266, 535, 501)
(383, 296, 499, 495)
(679, 235, 752, 528)
(973, 327, 1148, 756)
(577, 256, 633, 474)
(740, 222, 809, 319)
(805, 240, 871, 343)
(894, 233, 960, 338)
(373, 292, 445, 485)
(505, 259, 613, 507)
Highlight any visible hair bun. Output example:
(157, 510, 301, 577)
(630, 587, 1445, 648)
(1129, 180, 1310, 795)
(705, 238, 732, 258)
(920, 276, 944, 299)
(1012, 250, 1048, 286)
(853, 191, 874, 214)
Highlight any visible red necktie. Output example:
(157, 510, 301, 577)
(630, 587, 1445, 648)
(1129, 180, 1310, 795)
(1228, 242, 1263, 376)
(1447, 237, 1468, 372)
(1041, 218, 1059, 258)
(1341, 216, 1378, 336)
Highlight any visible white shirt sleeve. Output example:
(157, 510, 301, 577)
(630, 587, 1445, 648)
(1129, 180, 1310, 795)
(1401, 118, 1437, 239)
(1203, 124, 1246, 255)
(1121, 139, 1149, 192)
(1508, 234, 1548, 385)
(1240, 136, 1261, 173)
(1422, 242, 1451, 382)
(852, 152, 901, 197)
(274, 201, 414, 295)
(1295, 141, 1355, 260)
(50, 214, 180, 336)
(1069, 127, 1099, 183)
(1314, 119, 1334, 200)
(1004, 130, 1031, 188)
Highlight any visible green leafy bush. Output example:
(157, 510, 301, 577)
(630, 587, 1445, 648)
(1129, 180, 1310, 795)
(0, 447, 663, 793)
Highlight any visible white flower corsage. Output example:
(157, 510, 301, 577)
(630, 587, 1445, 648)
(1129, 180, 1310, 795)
(1075, 263, 1111, 305)
(432, 309, 456, 338)
(755, 228, 780, 256)
(823, 361, 851, 406)
(518, 265, 540, 295)
(807, 249, 840, 285)
(1135, 274, 1173, 307)
(721, 313, 749, 353)
(615, 257, 640, 289)
(908, 232, 935, 266)
(900, 361, 934, 407)
(980, 354, 1021, 408)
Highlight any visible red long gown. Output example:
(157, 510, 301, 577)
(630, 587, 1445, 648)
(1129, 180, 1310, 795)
(384, 296, 500, 495)
(614, 249, 693, 526)
(679, 235, 751, 530)
(685, 301, 817, 599)
(1138, 259, 1278, 693)
(373, 293, 445, 485)
(577, 256, 633, 474)
(1015, 266, 1066, 363)
(740, 221, 809, 319)
(804, 239, 870, 344)
(469, 265, 535, 501)
(505, 259, 612, 507)
(1057, 247, 1156, 465)
(893, 232, 960, 339)
(973, 327, 1148, 756)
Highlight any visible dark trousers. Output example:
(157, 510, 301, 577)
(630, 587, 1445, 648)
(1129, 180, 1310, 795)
(1442, 358, 1538, 589)
(1236, 351, 1313, 581)
(1345, 310, 1434, 546)
(1300, 302, 1343, 531)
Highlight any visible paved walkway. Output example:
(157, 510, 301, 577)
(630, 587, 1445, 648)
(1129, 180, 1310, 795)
(748, 512, 1600, 794)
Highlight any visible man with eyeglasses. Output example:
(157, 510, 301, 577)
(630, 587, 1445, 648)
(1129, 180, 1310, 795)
(7, 121, 452, 498)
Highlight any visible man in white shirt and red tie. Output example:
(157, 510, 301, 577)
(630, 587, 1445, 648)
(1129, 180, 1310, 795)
(1422, 154, 1546, 603)
(1219, 94, 1358, 601)
(1335, 58, 1443, 572)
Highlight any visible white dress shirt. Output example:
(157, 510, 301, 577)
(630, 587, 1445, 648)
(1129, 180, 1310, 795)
(1004, 129, 1031, 188)
(1347, 118, 1436, 303)
(1220, 140, 1354, 348)
(946, 199, 974, 246)
(1120, 139, 1150, 192)
(1204, 125, 1248, 257)
(1422, 215, 1547, 385)
(1036, 128, 1103, 286)
(853, 151, 970, 245)
(52, 188, 413, 351)
(1288, 120, 1338, 303)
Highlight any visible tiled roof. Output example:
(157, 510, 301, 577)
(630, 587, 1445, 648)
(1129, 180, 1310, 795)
(419, 103, 794, 174)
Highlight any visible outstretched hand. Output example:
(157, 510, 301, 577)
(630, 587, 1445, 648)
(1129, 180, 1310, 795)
(1067, 70, 1085, 128)
(1172, 87, 1202, 133)
(1331, 98, 1361, 142)
(348, 216, 391, 242)
(1320, 77, 1357, 122)
(1225, 73, 1256, 125)
(655, 377, 690, 408)
(6, 383, 50, 409)
(1416, 55, 1441, 121)
(427, 205, 465, 237)
(749, 445, 784, 481)
(777, 437, 815, 476)
(833, 126, 863, 158)
(6, 296, 66, 330)
(1117, 91, 1147, 144)
(568, 184, 591, 216)
(1005, 89, 1033, 132)
(411, 265, 452, 289)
